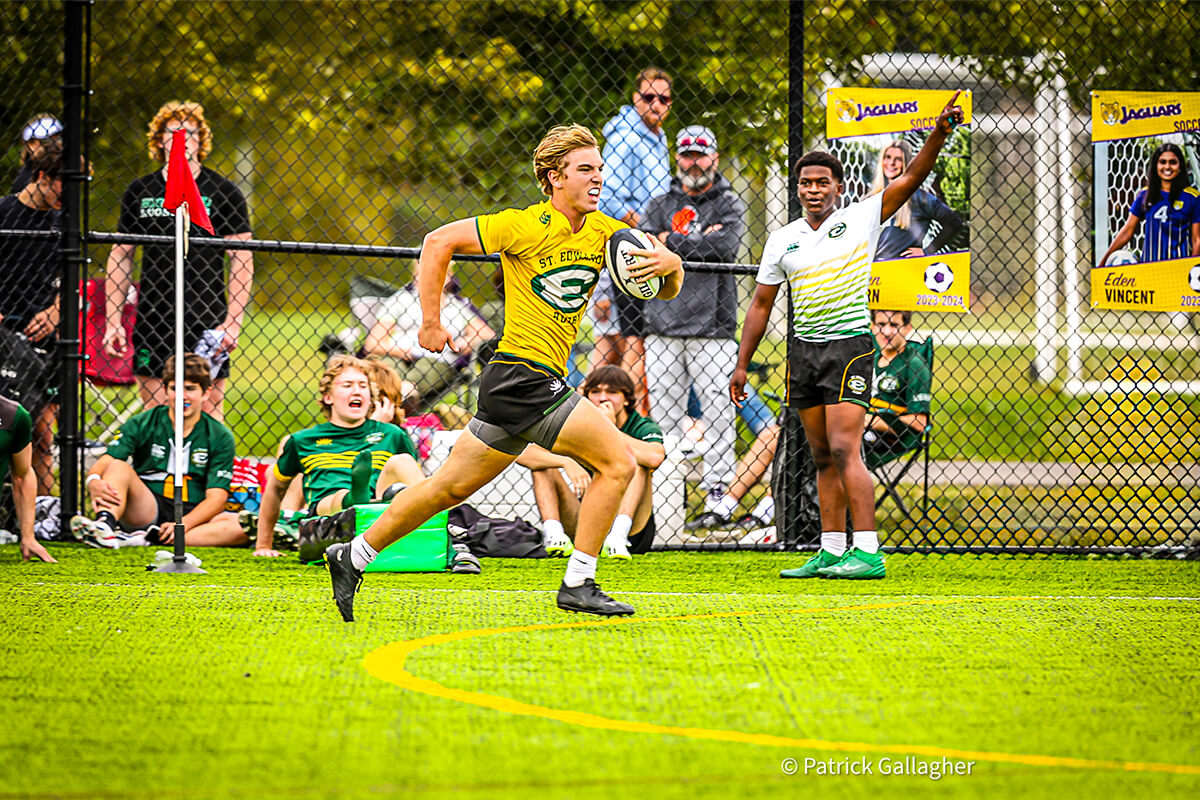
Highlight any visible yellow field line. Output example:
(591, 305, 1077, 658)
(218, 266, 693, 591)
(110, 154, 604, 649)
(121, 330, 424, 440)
(362, 597, 1200, 777)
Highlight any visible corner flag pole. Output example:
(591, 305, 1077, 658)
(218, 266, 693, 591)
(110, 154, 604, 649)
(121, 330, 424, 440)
(157, 128, 207, 574)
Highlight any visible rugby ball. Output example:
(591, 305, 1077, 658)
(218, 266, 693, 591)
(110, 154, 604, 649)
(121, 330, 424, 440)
(604, 228, 662, 300)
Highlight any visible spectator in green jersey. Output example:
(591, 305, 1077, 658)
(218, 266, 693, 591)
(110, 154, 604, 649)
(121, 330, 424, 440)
(253, 355, 423, 558)
(72, 354, 242, 547)
(863, 309, 930, 465)
(518, 366, 665, 561)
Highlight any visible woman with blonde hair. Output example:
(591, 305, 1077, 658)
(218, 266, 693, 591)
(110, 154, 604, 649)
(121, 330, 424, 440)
(870, 138, 963, 260)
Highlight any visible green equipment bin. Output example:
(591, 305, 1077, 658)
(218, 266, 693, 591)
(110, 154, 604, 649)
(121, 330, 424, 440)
(356, 504, 452, 573)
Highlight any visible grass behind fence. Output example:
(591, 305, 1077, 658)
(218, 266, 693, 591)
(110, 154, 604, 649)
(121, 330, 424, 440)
(83, 310, 1198, 466)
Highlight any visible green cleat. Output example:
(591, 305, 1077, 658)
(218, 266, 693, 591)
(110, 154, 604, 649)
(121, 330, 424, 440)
(780, 548, 844, 579)
(817, 548, 886, 580)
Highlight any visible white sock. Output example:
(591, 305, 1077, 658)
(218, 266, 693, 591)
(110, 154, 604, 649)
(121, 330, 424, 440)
(711, 494, 738, 518)
(543, 518, 567, 542)
(563, 550, 598, 587)
(752, 495, 775, 523)
(349, 535, 378, 571)
(606, 514, 633, 545)
(821, 531, 847, 556)
(852, 530, 879, 554)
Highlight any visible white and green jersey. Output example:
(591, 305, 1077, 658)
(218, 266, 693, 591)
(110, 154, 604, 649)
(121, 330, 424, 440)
(756, 193, 886, 342)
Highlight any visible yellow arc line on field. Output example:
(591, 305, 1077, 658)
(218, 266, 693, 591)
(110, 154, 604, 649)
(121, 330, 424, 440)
(362, 597, 1200, 777)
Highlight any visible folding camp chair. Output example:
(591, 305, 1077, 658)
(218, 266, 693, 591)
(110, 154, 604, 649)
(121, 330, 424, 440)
(325, 275, 485, 413)
(79, 278, 141, 445)
(865, 336, 934, 520)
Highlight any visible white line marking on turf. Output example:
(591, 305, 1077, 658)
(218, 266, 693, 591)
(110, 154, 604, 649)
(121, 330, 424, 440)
(15, 583, 1200, 602)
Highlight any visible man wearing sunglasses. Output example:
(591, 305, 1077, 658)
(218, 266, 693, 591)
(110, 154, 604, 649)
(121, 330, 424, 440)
(592, 67, 674, 412)
(641, 126, 746, 528)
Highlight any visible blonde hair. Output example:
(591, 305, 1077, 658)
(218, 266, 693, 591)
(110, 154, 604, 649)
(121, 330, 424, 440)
(363, 358, 415, 423)
(870, 139, 913, 230)
(146, 100, 214, 164)
(318, 355, 374, 419)
(533, 124, 598, 196)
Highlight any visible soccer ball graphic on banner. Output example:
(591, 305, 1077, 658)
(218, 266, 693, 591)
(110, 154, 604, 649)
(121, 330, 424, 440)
(923, 261, 955, 294)
(1188, 262, 1200, 293)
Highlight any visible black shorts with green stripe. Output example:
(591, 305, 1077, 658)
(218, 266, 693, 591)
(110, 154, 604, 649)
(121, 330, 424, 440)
(787, 334, 874, 410)
(471, 353, 580, 454)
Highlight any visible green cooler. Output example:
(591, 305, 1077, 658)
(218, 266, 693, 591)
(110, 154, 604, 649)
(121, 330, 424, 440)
(357, 504, 452, 573)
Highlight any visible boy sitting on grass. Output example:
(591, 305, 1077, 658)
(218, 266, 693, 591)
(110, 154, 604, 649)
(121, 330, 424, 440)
(253, 355, 423, 558)
(517, 366, 665, 560)
(72, 354, 243, 547)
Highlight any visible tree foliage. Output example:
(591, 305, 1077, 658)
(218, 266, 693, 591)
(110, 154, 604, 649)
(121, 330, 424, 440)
(0, 0, 1195, 308)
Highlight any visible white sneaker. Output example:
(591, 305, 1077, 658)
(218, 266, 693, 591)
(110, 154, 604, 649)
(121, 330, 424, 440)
(70, 515, 118, 548)
(543, 529, 574, 557)
(740, 526, 778, 545)
(602, 537, 632, 561)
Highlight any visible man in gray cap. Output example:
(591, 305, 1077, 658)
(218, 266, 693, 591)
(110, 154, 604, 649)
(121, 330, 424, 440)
(642, 125, 747, 527)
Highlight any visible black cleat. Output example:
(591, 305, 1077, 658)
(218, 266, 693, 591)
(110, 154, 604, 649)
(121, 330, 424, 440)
(380, 481, 407, 503)
(556, 579, 635, 617)
(326, 542, 364, 622)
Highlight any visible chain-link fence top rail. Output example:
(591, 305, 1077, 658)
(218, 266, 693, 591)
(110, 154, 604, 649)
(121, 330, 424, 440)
(1, 1, 1197, 549)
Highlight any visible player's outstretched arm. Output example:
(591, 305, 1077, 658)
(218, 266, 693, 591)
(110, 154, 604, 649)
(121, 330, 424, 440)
(416, 219, 484, 354)
(882, 91, 964, 223)
(730, 282, 780, 407)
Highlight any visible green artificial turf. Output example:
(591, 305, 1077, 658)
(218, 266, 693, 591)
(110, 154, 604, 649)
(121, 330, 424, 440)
(1, 547, 1197, 800)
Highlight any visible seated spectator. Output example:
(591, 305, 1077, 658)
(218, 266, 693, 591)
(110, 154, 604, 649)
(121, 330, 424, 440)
(362, 273, 495, 402)
(863, 309, 930, 466)
(71, 354, 244, 548)
(517, 366, 665, 560)
(271, 359, 422, 530)
(254, 355, 424, 557)
(1, 393, 54, 562)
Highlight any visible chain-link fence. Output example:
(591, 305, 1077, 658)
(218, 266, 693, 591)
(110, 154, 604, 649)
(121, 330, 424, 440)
(1, 0, 1197, 553)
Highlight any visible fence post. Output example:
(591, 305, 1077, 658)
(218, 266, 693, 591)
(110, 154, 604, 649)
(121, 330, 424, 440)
(59, 0, 87, 525)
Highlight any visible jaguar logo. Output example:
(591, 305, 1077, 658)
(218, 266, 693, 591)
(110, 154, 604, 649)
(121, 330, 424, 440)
(1101, 102, 1120, 126)
(835, 99, 856, 123)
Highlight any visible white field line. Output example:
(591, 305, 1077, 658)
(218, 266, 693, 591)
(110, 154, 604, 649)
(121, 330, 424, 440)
(14, 582, 1200, 602)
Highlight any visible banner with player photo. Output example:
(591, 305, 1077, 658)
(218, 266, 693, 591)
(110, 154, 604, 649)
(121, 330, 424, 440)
(826, 87, 972, 313)
(1091, 90, 1200, 312)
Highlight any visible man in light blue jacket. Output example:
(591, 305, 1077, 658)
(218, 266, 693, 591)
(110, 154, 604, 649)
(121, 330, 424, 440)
(591, 66, 674, 411)
(599, 66, 673, 227)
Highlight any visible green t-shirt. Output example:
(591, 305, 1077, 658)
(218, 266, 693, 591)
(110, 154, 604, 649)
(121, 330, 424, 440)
(620, 410, 664, 444)
(0, 396, 33, 485)
(871, 342, 931, 449)
(275, 418, 417, 508)
(106, 405, 236, 502)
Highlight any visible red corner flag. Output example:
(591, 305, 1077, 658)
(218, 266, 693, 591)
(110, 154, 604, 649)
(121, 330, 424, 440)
(163, 129, 215, 235)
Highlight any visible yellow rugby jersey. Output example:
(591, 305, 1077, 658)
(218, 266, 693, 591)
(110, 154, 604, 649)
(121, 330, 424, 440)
(476, 200, 625, 373)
